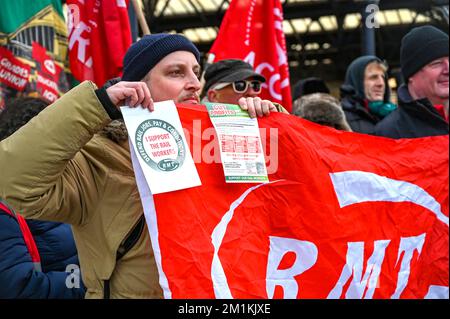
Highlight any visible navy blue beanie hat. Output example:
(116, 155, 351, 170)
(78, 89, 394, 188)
(401, 26, 449, 81)
(122, 33, 201, 81)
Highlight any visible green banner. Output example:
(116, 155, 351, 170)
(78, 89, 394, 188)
(0, 0, 63, 33)
(0, 0, 70, 110)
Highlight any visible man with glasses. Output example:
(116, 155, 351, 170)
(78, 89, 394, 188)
(201, 59, 287, 117)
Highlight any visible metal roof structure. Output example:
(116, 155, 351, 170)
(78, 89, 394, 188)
(141, 0, 448, 84)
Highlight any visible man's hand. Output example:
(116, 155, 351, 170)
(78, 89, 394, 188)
(105, 81, 154, 111)
(238, 97, 278, 118)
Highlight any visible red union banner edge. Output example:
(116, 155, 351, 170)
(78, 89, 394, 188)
(134, 105, 449, 299)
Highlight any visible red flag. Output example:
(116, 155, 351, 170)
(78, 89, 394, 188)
(32, 42, 63, 103)
(137, 105, 448, 299)
(0, 46, 30, 91)
(66, 0, 131, 87)
(209, 0, 292, 112)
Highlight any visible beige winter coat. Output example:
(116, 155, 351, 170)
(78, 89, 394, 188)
(0, 81, 163, 299)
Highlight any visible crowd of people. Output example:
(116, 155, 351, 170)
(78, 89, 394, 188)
(0, 24, 448, 299)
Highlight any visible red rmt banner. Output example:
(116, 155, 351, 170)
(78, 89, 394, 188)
(210, 0, 293, 112)
(141, 105, 448, 299)
(66, 0, 131, 87)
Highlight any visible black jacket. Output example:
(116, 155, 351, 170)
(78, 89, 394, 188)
(341, 85, 381, 134)
(375, 85, 449, 139)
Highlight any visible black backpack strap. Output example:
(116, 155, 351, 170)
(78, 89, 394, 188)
(103, 280, 110, 300)
(104, 214, 146, 299)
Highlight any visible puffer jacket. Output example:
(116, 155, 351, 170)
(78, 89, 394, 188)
(26, 220, 79, 272)
(0, 206, 85, 298)
(0, 81, 163, 299)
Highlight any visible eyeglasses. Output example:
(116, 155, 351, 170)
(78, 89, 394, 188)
(213, 80, 262, 94)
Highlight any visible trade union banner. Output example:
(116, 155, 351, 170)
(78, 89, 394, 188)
(0, 0, 70, 109)
(0, 46, 31, 91)
(134, 105, 448, 299)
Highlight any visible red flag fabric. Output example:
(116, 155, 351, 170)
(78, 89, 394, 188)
(32, 42, 63, 103)
(141, 105, 448, 299)
(66, 0, 131, 87)
(0, 46, 30, 91)
(209, 0, 292, 112)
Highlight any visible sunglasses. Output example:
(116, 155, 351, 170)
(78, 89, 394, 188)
(213, 80, 262, 94)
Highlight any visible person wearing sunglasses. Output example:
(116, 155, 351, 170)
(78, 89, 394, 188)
(201, 59, 285, 117)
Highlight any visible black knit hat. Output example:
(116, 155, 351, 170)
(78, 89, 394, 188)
(401, 25, 449, 81)
(201, 59, 266, 98)
(292, 77, 330, 101)
(122, 33, 200, 81)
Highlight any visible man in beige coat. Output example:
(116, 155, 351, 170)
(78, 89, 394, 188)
(0, 33, 278, 298)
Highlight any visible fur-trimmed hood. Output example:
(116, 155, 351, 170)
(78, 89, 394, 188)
(99, 119, 129, 144)
(97, 77, 130, 144)
(294, 93, 352, 131)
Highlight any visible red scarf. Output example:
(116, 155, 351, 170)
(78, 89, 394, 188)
(434, 104, 449, 123)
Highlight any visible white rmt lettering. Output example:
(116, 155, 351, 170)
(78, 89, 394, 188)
(391, 233, 426, 298)
(424, 285, 449, 299)
(328, 239, 390, 299)
(266, 236, 318, 299)
(329, 171, 448, 226)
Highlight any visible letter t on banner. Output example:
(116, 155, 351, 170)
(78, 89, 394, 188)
(209, 0, 292, 112)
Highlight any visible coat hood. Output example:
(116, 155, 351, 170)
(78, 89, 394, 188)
(99, 120, 128, 144)
(342, 55, 391, 103)
(99, 77, 129, 144)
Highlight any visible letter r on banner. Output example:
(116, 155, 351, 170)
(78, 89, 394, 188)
(266, 236, 318, 299)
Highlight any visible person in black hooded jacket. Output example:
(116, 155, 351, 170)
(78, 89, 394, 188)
(340, 56, 396, 135)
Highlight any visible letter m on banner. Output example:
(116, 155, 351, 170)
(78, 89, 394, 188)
(209, 0, 292, 112)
